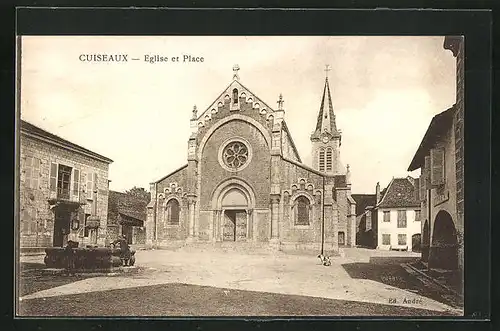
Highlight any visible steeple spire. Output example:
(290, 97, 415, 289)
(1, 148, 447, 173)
(310, 65, 344, 175)
(312, 65, 340, 139)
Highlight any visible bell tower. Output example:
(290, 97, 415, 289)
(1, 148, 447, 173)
(310, 65, 343, 175)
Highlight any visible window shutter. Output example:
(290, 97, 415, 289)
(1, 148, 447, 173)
(430, 147, 445, 186)
(25, 166, 32, 188)
(419, 174, 426, 201)
(49, 163, 58, 191)
(414, 177, 420, 201)
(86, 171, 93, 200)
(424, 156, 431, 189)
(73, 169, 80, 197)
(32, 158, 40, 189)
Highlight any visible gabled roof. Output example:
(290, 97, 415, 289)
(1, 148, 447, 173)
(196, 79, 275, 122)
(352, 194, 377, 216)
(408, 106, 454, 171)
(20, 119, 113, 164)
(377, 177, 420, 208)
(151, 164, 188, 185)
(311, 77, 341, 139)
(108, 190, 147, 223)
(281, 120, 302, 163)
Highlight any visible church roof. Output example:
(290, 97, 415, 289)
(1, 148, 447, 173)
(196, 79, 274, 123)
(311, 77, 340, 139)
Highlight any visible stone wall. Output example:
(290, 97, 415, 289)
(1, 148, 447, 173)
(19, 134, 110, 247)
(199, 119, 271, 210)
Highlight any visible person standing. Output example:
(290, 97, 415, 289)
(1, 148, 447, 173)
(112, 234, 131, 266)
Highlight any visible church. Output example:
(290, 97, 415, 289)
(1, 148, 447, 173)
(145, 65, 357, 253)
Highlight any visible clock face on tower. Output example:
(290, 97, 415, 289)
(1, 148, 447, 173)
(322, 135, 329, 144)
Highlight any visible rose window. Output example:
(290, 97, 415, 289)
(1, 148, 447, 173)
(222, 142, 249, 169)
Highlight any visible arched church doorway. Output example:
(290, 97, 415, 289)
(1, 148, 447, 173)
(221, 188, 248, 241)
(430, 210, 458, 270)
(422, 220, 430, 262)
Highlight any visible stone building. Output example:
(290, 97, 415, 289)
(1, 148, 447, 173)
(18, 120, 113, 249)
(146, 66, 356, 253)
(375, 177, 421, 252)
(407, 36, 464, 275)
(107, 190, 147, 245)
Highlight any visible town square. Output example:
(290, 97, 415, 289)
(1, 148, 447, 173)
(16, 35, 464, 317)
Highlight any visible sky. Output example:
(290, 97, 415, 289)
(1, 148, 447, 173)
(20, 36, 457, 194)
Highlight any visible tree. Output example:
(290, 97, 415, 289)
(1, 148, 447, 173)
(125, 186, 151, 202)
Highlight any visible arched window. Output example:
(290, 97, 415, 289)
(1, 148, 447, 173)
(326, 148, 333, 171)
(166, 199, 180, 225)
(295, 196, 310, 226)
(232, 88, 239, 104)
(319, 148, 325, 172)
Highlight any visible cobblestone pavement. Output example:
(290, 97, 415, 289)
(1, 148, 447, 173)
(18, 247, 463, 316)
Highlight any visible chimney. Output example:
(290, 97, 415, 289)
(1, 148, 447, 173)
(376, 182, 380, 203)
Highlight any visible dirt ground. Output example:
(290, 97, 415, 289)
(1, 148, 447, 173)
(18, 247, 463, 316)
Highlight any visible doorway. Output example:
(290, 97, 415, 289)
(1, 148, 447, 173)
(53, 209, 71, 247)
(122, 224, 133, 244)
(223, 210, 247, 241)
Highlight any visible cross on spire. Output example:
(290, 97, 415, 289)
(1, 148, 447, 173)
(233, 64, 240, 80)
(277, 93, 284, 110)
(192, 105, 197, 119)
(325, 64, 331, 78)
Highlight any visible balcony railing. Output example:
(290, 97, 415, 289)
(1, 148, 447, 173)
(57, 187, 70, 200)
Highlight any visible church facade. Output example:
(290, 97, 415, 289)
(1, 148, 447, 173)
(145, 66, 356, 253)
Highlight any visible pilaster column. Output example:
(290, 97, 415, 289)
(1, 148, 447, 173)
(246, 208, 253, 240)
(187, 195, 197, 239)
(270, 195, 280, 240)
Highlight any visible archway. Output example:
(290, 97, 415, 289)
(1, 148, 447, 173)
(221, 188, 248, 241)
(211, 178, 256, 242)
(422, 220, 430, 262)
(430, 210, 458, 270)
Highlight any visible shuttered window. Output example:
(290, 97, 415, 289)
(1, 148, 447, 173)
(87, 171, 97, 200)
(24, 156, 40, 189)
(397, 210, 407, 228)
(430, 147, 445, 186)
(49, 163, 58, 191)
(398, 234, 407, 245)
(86, 172, 92, 199)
